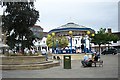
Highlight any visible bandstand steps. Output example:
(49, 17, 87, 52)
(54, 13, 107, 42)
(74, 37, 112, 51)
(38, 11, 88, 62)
(1, 60, 60, 70)
(2, 60, 53, 65)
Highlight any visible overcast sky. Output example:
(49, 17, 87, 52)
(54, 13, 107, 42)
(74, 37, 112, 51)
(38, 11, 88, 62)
(34, 0, 119, 32)
(0, 0, 119, 32)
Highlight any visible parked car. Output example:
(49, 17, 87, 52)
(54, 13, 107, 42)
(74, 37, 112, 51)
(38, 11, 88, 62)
(101, 48, 117, 55)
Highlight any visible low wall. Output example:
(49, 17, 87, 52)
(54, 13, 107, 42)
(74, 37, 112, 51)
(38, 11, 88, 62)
(52, 54, 85, 60)
(2, 55, 46, 65)
(1, 55, 60, 70)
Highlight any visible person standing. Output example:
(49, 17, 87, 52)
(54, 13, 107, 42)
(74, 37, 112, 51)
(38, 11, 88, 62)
(42, 49, 48, 61)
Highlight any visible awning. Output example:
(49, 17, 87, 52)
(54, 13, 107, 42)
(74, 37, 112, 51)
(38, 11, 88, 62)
(111, 43, 120, 47)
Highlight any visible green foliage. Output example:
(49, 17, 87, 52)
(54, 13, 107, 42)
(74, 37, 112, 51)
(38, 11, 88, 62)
(92, 28, 119, 53)
(91, 28, 107, 45)
(58, 36, 69, 48)
(2, 2, 39, 51)
(106, 33, 119, 43)
(92, 28, 119, 45)
(46, 35, 53, 48)
(46, 35, 69, 48)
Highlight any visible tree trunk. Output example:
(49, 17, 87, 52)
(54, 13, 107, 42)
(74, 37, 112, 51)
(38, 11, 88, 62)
(21, 35, 24, 54)
(108, 43, 110, 49)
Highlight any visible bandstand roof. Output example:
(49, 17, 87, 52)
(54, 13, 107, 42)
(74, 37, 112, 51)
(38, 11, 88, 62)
(48, 22, 95, 33)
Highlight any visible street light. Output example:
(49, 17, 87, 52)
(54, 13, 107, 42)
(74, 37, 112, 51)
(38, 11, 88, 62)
(86, 31, 95, 53)
(56, 39, 58, 54)
(91, 33, 95, 37)
(52, 32, 55, 53)
(68, 31, 73, 54)
(87, 31, 90, 35)
(47, 34, 51, 38)
(52, 32, 55, 36)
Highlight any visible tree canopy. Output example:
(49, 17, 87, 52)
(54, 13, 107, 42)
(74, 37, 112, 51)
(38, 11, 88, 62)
(2, 2, 39, 53)
(46, 35, 69, 49)
(92, 28, 119, 53)
(92, 28, 119, 45)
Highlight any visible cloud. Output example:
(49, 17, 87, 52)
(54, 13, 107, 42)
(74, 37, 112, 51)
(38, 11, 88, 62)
(35, 0, 118, 32)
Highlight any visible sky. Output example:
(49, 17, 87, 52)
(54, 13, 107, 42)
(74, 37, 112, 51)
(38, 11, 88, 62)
(34, 0, 119, 32)
(0, 0, 119, 32)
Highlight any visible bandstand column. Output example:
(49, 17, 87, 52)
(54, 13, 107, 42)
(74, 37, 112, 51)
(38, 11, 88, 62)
(84, 37, 87, 53)
(69, 31, 73, 54)
(85, 31, 95, 53)
(52, 32, 55, 53)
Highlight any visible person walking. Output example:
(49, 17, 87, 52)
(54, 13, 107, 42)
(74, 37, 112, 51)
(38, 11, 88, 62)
(42, 49, 48, 61)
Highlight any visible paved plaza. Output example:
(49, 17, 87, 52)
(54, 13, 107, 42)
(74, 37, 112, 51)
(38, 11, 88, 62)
(2, 54, 119, 78)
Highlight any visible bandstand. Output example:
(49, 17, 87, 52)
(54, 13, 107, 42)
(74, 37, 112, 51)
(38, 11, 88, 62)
(48, 22, 95, 54)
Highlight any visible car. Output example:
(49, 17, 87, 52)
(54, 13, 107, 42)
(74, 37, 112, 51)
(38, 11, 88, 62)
(101, 48, 117, 55)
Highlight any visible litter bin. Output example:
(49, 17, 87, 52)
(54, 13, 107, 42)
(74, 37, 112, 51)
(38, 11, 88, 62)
(63, 55, 71, 69)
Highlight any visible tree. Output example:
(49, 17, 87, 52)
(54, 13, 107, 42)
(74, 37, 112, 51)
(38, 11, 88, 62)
(46, 35, 69, 49)
(92, 28, 119, 54)
(58, 36, 69, 48)
(2, 2, 39, 54)
(106, 33, 119, 44)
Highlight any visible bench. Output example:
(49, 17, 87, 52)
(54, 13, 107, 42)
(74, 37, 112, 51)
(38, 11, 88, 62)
(92, 60, 103, 67)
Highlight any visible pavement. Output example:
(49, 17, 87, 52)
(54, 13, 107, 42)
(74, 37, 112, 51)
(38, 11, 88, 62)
(1, 54, 119, 78)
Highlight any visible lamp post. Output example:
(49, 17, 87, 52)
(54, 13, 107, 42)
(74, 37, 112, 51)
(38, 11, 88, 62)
(90, 33, 95, 52)
(56, 39, 58, 54)
(52, 32, 55, 53)
(86, 31, 95, 53)
(87, 31, 90, 35)
(69, 31, 73, 54)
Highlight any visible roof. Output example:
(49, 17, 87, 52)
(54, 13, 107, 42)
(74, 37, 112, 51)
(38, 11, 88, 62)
(112, 32, 120, 39)
(32, 25, 43, 30)
(57, 22, 86, 29)
(43, 32, 48, 37)
(48, 22, 95, 33)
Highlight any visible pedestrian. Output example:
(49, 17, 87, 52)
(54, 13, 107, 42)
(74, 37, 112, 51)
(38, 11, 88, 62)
(42, 49, 48, 61)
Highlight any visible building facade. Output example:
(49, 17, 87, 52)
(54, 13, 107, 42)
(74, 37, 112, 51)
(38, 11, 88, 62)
(31, 25, 49, 52)
(30, 25, 43, 39)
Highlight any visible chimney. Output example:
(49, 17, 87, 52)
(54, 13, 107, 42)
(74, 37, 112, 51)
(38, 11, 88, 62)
(108, 28, 112, 33)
